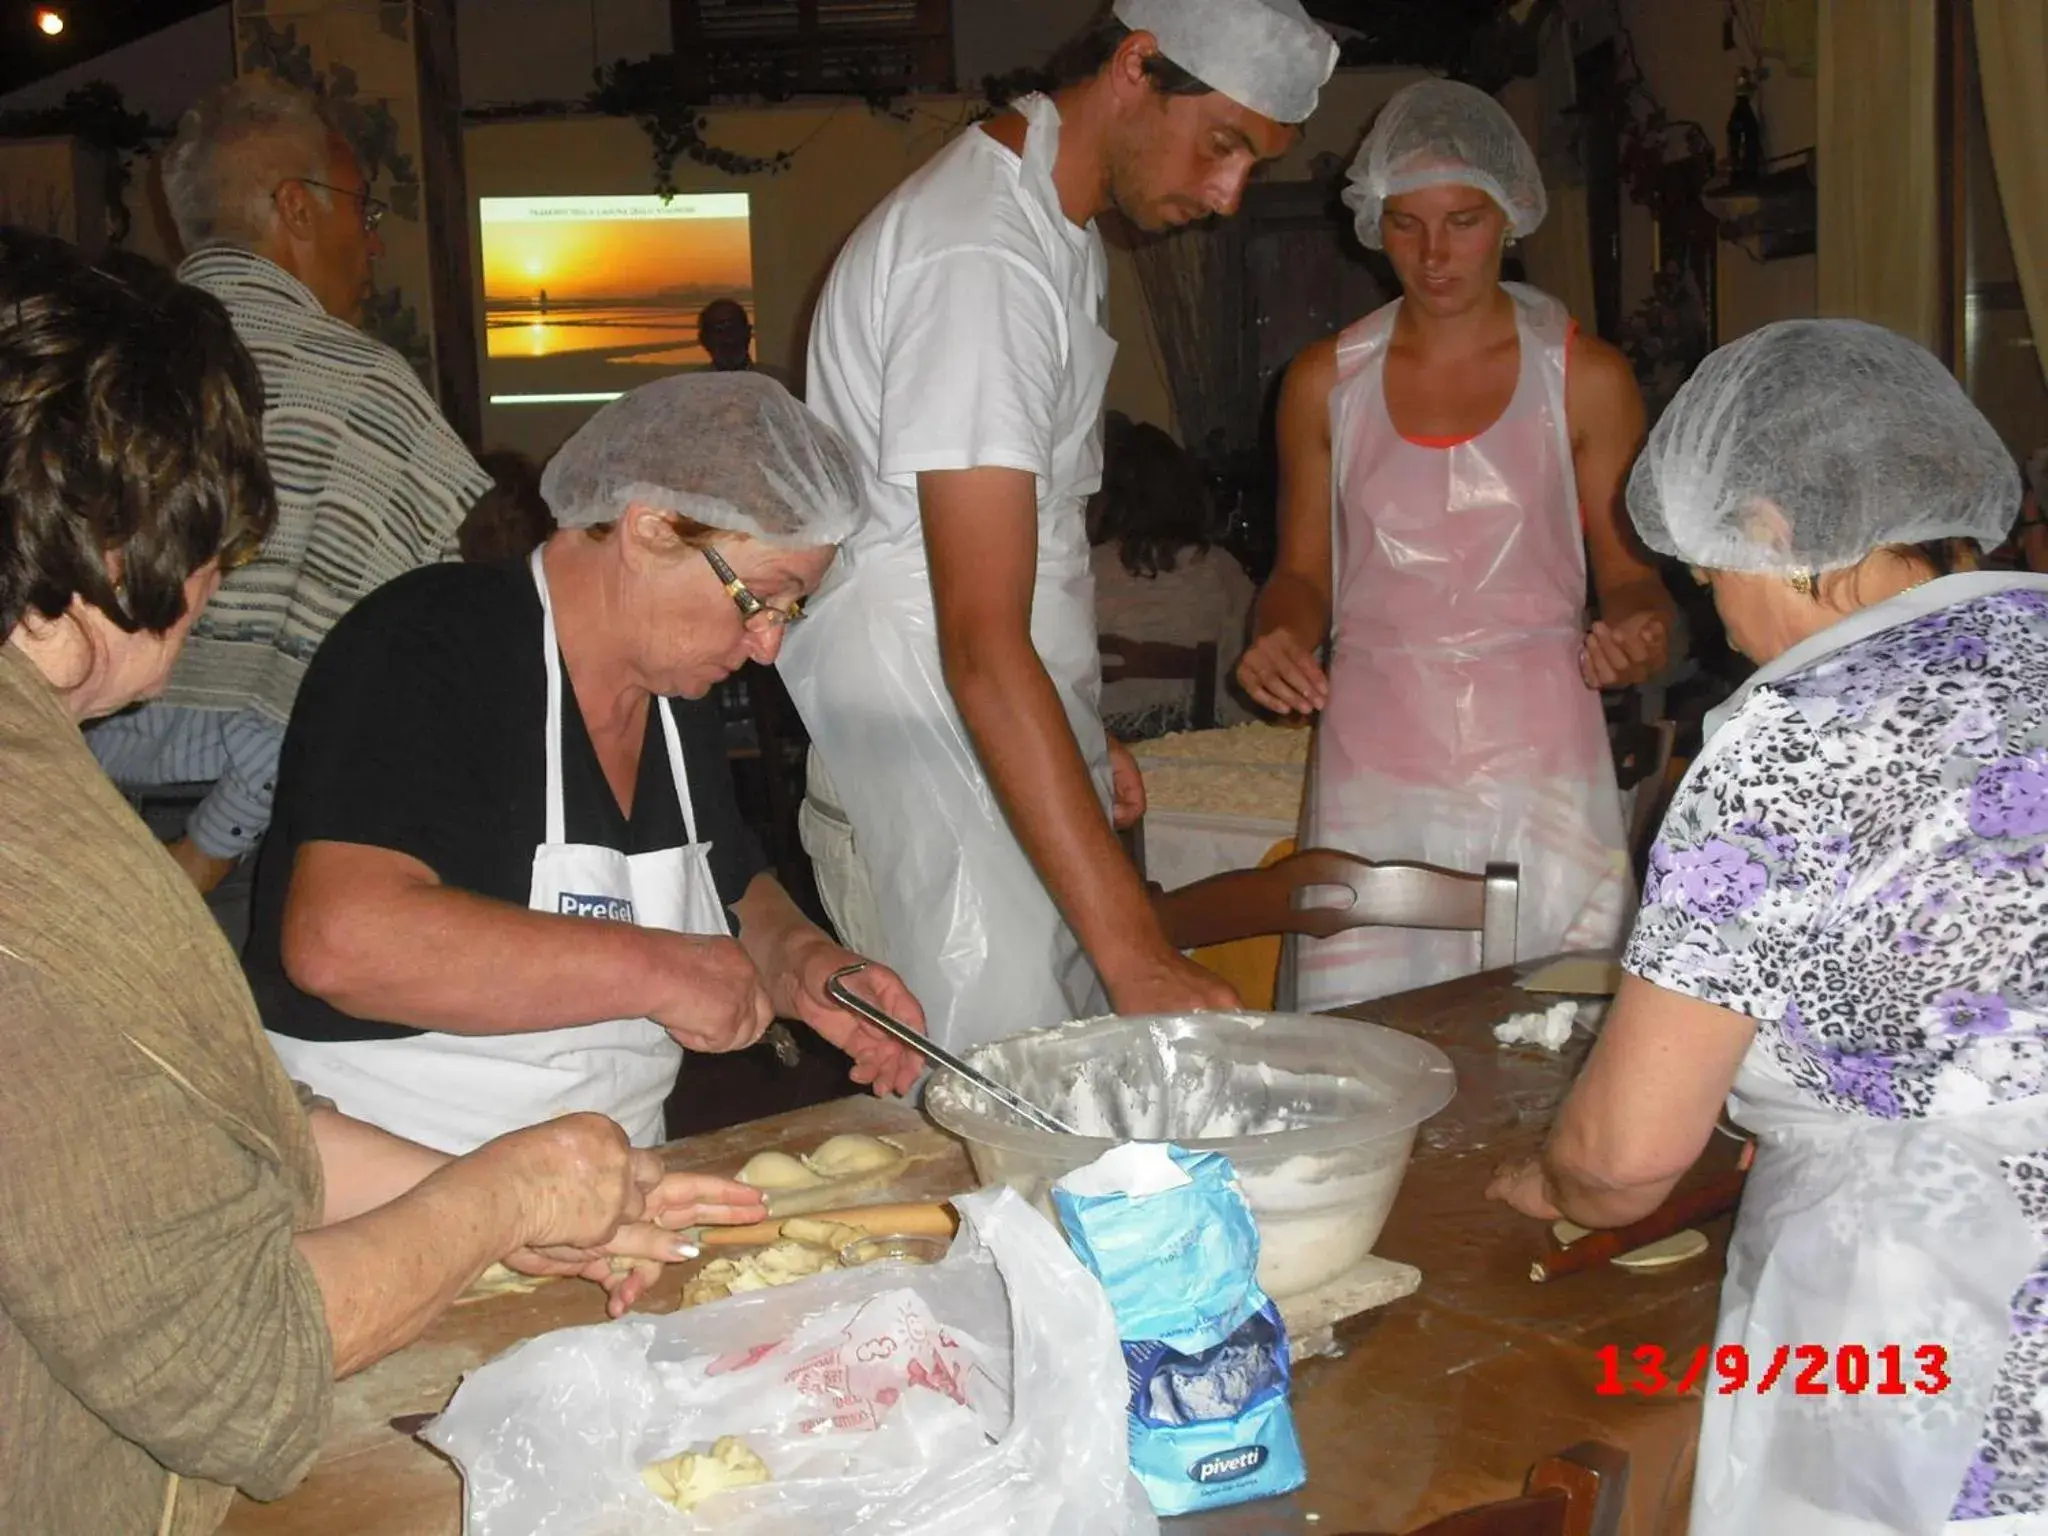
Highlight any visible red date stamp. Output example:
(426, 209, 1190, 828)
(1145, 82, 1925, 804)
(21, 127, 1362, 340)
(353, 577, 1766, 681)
(1595, 1343, 1951, 1397)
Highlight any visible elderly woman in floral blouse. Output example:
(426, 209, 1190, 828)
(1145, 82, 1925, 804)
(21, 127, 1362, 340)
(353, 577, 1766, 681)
(1488, 320, 2048, 1536)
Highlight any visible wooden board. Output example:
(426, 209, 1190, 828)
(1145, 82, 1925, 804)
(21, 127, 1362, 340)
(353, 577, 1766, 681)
(221, 1097, 968, 1536)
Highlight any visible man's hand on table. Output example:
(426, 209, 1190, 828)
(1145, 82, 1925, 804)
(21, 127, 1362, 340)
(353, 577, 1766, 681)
(1103, 944, 1240, 1016)
(1106, 737, 1146, 830)
(648, 933, 775, 1052)
(769, 932, 927, 1098)
(1485, 1154, 1563, 1222)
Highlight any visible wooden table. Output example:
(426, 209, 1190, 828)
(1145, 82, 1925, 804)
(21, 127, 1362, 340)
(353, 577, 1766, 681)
(224, 969, 1729, 1535)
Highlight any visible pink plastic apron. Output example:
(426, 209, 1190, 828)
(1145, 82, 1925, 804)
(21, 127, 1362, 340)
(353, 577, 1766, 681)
(1295, 284, 1630, 1009)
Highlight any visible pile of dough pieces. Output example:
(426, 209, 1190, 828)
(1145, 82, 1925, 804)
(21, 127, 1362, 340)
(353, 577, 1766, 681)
(641, 1436, 770, 1512)
(734, 1132, 902, 1192)
(679, 1217, 867, 1307)
(678, 1135, 904, 1308)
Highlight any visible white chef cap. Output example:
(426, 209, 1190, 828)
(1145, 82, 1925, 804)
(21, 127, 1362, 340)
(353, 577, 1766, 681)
(1627, 319, 2021, 575)
(1341, 78, 1547, 250)
(1112, 0, 1340, 125)
(540, 372, 867, 548)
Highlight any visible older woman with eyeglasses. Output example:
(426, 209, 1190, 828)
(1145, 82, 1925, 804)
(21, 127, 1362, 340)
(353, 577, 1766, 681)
(243, 373, 925, 1154)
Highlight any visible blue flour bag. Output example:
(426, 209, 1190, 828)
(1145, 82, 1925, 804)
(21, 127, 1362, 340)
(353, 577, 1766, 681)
(1052, 1142, 1305, 1515)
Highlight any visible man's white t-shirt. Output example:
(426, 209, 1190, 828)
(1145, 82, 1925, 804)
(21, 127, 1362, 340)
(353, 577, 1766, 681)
(803, 98, 1113, 552)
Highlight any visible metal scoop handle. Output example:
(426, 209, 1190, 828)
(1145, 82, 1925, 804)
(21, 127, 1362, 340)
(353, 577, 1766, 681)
(825, 963, 1079, 1136)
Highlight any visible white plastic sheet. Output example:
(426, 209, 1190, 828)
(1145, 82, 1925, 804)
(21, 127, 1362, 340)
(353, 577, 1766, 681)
(426, 1187, 1157, 1536)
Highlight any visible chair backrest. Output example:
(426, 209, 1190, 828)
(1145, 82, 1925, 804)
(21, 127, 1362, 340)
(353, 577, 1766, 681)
(1099, 633, 1219, 731)
(1337, 1441, 1629, 1536)
(1154, 847, 1519, 971)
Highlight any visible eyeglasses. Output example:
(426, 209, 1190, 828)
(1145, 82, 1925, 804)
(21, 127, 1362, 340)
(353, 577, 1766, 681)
(704, 546, 805, 628)
(274, 177, 389, 233)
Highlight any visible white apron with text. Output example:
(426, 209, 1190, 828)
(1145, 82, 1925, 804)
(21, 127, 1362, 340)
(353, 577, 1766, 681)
(265, 548, 727, 1154)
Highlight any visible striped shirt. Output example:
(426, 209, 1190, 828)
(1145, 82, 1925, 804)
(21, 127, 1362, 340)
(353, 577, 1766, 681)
(87, 706, 281, 859)
(89, 249, 491, 851)
(161, 247, 490, 727)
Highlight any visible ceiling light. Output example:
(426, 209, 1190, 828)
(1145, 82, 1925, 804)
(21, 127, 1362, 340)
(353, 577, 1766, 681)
(35, 8, 66, 37)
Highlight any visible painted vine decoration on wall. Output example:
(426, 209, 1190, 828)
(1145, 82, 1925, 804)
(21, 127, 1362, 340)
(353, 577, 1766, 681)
(0, 82, 168, 247)
(588, 57, 795, 198)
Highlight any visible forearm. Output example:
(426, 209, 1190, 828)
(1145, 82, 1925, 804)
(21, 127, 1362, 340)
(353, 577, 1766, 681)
(286, 869, 681, 1036)
(294, 1153, 521, 1376)
(946, 634, 1166, 975)
(1595, 568, 1677, 625)
(308, 1106, 452, 1225)
(1252, 571, 1330, 649)
(1539, 1144, 1682, 1228)
(730, 872, 832, 993)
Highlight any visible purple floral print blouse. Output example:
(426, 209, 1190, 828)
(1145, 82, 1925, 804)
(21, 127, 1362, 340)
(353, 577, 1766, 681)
(1625, 584, 2048, 1519)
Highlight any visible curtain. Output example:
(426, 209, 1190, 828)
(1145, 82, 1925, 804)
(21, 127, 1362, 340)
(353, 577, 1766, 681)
(1128, 221, 1244, 457)
(1817, 0, 1942, 350)
(1973, 0, 2048, 391)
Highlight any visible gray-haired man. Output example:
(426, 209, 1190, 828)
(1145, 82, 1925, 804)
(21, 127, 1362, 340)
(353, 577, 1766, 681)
(90, 72, 488, 945)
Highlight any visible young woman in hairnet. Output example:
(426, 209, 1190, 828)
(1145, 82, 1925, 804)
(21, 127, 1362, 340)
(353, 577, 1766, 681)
(1491, 320, 2048, 1535)
(1239, 79, 1677, 1007)
(241, 374, 927, 1155)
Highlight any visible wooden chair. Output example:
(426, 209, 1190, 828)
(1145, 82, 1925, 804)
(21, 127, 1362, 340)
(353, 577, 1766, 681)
(1153, 847, 1520, 971)
(1341, 1442, 1630, 1536)
(1610, 717, 1679, 880)
(1099, 633, 1219, 732)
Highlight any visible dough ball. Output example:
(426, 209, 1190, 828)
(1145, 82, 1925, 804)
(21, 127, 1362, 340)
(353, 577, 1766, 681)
(641, 1436, 771, 1510)
(737, 1150, 826, 1191)
(802, 1133, 902, 1180)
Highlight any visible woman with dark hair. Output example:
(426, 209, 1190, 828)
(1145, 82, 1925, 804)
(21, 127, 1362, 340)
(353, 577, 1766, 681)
(0, 231, 765, 1536)
(1089, 413, 1255, 739)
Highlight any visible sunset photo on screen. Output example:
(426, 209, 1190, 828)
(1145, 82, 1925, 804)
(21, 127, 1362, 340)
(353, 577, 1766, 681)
(479, 192, 755, 405)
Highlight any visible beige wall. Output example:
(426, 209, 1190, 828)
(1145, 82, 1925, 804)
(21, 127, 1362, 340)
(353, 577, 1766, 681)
(1617, 0, 1818, 341)
(0, 138, 103, 248)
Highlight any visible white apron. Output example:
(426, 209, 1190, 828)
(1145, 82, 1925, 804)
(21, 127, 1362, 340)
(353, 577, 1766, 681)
(780, 92, 1118, 1053)
(1295, 285, 1630, 1010)
(265, 549, 728, 1154)
(1700, 1055, 2048, 1535)
(1687, 571, 2048, 1536)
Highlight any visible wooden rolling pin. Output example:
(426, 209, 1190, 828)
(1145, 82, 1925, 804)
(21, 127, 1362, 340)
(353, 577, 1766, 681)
(1529, 1169, 1747, 1283)
(698, 1201, 958, 1249)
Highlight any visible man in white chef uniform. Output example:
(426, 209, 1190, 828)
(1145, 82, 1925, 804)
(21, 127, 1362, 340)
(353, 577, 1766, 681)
(782, 0, 1340, 1052)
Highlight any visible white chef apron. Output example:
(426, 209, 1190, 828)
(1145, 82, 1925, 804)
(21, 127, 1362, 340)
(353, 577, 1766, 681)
(265, 548, 728, 1154)
(780, 90, 1118, 1052)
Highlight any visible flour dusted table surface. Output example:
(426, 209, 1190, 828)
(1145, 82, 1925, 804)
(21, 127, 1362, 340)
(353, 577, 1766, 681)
(224, 971, 1728, 1535)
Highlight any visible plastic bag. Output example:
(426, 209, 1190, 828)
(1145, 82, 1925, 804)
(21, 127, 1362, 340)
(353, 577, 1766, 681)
(1053, 1144, 1306, 1516)
(425, 1188, 1157, 1535)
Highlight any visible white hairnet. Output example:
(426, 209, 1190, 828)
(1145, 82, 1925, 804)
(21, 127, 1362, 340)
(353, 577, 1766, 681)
(1113, 0, 1339, 125)
(540, 372, 866, 548)
(1341, 78, 1546, 250)
(1627, 319, 2021, 575)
